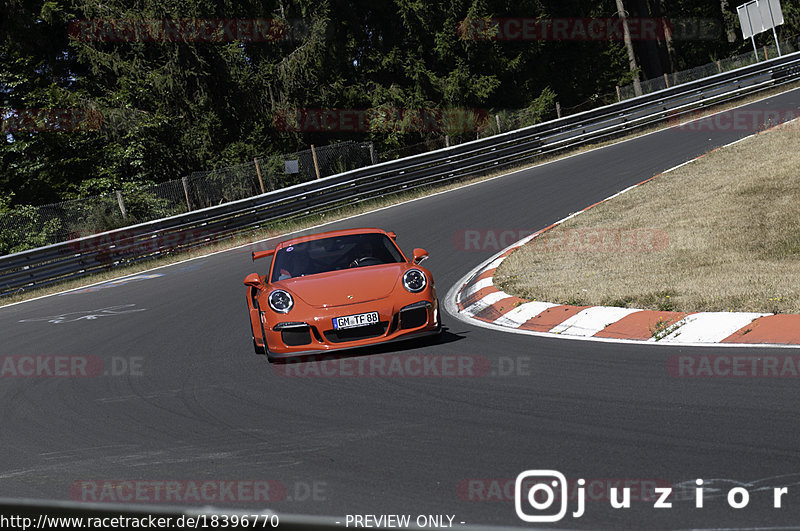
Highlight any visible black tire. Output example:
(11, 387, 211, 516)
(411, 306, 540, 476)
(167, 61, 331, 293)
(253, 337, 267, 355)
(428, 326, 444, 345)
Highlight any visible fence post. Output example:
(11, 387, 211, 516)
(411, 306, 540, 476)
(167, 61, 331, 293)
(495, 114, 502, 133)
(615, 85, 621, 102)
(181, 176, 192, 212)
(555, 102, 562, 119)
(254, 157, 266, 194)
(368, 142, 378, 165)
(115, 190, 128, 220)
(310, 144, 321, 179)
(764, 45, 769, 60)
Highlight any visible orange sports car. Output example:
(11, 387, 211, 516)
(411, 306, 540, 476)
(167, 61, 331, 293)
(244, 228, 441, 360)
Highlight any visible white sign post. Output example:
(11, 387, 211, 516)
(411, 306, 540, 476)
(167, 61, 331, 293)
(737, 0, 784, 61)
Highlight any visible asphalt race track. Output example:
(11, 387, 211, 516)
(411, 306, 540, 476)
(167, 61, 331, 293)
(2, 89, 800, 529)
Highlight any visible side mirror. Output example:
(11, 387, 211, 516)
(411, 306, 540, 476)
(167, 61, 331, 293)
(412, 248, 429, 264)
(243, 273, 263, 289)
(388, 231, 397, 240)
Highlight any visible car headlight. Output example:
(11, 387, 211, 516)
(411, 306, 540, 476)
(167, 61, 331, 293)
(402, 269, 427, 293)
(268, 290, 294, 313)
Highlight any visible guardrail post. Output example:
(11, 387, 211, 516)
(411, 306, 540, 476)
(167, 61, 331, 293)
(310, 144, 321, 179)
(717, 60, 722, 73)
(663, 73, 670, 88)
(254, 157, 266, 194)
(495, 114, 502, 133)
(616, 85, 621, 102)
(445, 135, 450, 147)
(556, 102, 562, 119)
(115, 190, 127, 220)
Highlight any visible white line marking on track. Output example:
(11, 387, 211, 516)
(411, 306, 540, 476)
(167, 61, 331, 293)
(651, 312, 769, 343)
(549, 306, 643, 337)
(485, 257, 506, 270)
(462, 292, 513, 316)
(461, 277, 494, 299)
(493, 301, 558, 328)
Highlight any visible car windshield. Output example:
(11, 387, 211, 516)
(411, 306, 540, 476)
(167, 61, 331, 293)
(270, 233, 404, 282)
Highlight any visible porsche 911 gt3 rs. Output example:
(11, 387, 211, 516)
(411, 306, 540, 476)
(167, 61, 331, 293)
(244, 228, 441, 360)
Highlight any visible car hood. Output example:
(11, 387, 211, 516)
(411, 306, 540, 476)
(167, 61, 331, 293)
(278, 264, 408, 307)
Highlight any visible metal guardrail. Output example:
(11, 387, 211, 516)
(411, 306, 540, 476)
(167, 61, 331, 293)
(3, 51, 800, 297)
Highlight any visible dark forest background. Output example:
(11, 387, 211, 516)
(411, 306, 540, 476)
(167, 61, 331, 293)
(2, 0, 798, 209)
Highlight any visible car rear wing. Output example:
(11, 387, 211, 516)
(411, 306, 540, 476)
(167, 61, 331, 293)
(252, 249, 275, 261)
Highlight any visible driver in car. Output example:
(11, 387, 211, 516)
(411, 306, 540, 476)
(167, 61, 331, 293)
(349, 236, 391, 267)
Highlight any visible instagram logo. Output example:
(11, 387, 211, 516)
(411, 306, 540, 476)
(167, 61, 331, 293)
(515, 470, 574, 523)
(512, 470, 788, 521)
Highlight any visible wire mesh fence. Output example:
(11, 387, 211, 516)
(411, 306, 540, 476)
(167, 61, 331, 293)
(619, 34, 800, 100)
(0, 141, 375, 255)
(378, 137, 449, 162)
(479, 108, 558, 138)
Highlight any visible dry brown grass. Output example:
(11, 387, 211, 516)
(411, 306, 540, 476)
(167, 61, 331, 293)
(495, 118, 800, 313)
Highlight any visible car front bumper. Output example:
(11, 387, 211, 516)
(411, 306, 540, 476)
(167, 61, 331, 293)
(259, 297, 441, 357)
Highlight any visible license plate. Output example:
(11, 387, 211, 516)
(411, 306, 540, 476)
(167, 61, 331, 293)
(332, 311, 380, 330)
